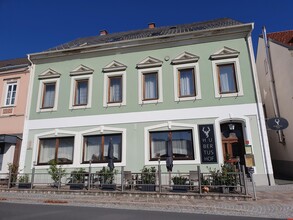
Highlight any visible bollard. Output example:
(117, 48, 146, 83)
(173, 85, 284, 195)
(31, 163, 36, 189)
(121, 166, 124, 192)
(88, 160, 92, 190)
(198, 165, 202, 195)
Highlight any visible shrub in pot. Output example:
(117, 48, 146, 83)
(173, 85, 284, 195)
(141, 166, 156, 191)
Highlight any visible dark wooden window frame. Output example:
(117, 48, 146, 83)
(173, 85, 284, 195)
(82, 133, 122, 164)
(217, 63, 238, 94)
(178, 68, 196, 98)
(74, 79, 88, 106)
(149, 129, 194, 161)
(41, 82, 56, 109)
(142, 72, 159, 101)
(37, 137, 74, 165)
(107, 75, 123, 104)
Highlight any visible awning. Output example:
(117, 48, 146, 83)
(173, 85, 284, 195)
(0, 135, 18, 144)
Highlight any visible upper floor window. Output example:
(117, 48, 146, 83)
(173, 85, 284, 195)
(5, 82, 17, 106)
(178, 68, 195, 97)
(42, 82, 56, 108)
(143, 72, 158, 100)
(137, 57, 163, 104)
(172, 52, 201, 101)
(37, 136, 74, 165)
(74, 79, 88, 106)
(108, 76, 122, 103)
(217, 64, 237, 94)
(37, 68, 61, 112)
(103, 61, 127, 107)
(210, 47, 243, 98)
(69, 65, 93, 109)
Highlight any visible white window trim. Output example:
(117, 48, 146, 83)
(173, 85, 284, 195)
(103, 71, 126, 107)
(211, 57, 243, 98)
(3, 81, 18, 107)
(144, 122, 200, 166)
(69, 74, 92, 110)
(173, 63, 201, 102)
(36, 78, 60, 112)
(80, 126, 127, 167)
(32, 129, 78, 169)
(138, 67, 163, 105)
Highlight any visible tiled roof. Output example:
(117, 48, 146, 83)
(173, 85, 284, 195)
(267, 30, 293, 48)
(0, 57, 29, 68)
(47, 18, 243, 52)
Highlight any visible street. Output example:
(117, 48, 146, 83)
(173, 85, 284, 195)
(0, 203, 277, 220)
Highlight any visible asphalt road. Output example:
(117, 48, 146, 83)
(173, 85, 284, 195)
(0, 203, 277, 220)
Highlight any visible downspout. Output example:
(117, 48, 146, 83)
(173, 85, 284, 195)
(262, 27, 285, 144)
(246, 25, 274, 185)
(18, 54, 35, 172)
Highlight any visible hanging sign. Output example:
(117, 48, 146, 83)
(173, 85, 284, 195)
(267, 117, 289, 130)
(198, 124, 217, 163)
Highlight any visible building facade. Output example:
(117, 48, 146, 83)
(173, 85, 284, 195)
(20, 18, 274, 185)
(256, 30, 293, 180)
(0, 58, 30, 174)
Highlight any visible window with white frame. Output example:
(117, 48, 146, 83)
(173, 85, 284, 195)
(4, 82, 17, 106)
(83, 133, 122, 163)
(137, 57, 163, 105)
(74, 79, 88, 106)
(210, 47, 243, 98)
(172, 52, 201, 101)
(37, 136, 74, 165)
(172, 64, 201, 101)
(103, 71, 126, 107)
(37, 69, 61, 112)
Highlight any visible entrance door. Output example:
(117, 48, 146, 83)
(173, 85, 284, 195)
(220, 122, 245, 166)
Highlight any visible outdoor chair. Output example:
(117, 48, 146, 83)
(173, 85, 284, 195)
(189, 170, 199, 191)
(123, 171, 134, 190)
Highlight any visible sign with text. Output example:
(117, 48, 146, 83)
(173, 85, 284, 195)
(198, 124, 217, 163)
(267, 117, 289, 130)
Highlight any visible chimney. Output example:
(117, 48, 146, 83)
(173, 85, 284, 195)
(148, 22, 155, 29)
(100, 30, 108, 36)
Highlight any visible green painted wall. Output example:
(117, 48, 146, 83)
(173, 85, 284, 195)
(29, 38, 255, 120)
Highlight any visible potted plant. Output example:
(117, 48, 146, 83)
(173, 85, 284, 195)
(141, 166, 156, 191)
(47, 160, 66, 188)
(220, 162, 238, 193)
(69, 168, 86, 190)
(8, 163, 18, 187)
(172, 175, 188, 192)
(98, 167, 117, 190)
(18, 174, 31, 189)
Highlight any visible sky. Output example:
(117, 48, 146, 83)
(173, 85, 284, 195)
(0, 0, 292, 61)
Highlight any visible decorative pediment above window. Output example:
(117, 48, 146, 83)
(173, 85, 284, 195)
(136, 56, 163, 69)
(210, 47, 240, 60)
(171, 52, 199, 65)
(38, 68, 61, 79)
(70, 64, 94, 76)
(102, 60, 127, 73)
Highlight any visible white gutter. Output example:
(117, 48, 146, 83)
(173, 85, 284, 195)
(246, 26, 274, 185)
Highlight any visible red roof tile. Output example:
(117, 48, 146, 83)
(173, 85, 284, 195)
(267, 30, 293, 47)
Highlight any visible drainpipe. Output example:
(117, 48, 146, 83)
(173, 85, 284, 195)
(262, 26, 285, 144)
(246, 24, 274, 185)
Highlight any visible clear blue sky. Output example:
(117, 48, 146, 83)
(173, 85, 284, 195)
(0, 0, 292, 60)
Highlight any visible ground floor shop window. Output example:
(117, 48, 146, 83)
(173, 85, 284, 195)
(149, 130, 194, 160)
(83, 134, 122, 163)
(37, 137, 74, 165)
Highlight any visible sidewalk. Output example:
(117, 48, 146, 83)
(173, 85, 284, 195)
(0, 182, 292, 219)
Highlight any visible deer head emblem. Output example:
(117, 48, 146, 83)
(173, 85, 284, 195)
(202, 127, 211, 138)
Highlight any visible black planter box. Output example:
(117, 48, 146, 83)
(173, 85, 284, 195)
(18, 183, 32, 189)
(70, 183, 84, 190)
(141, 184, 156, 191)
(101, 184, 116, 191)
(172, 185, 188, 192)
